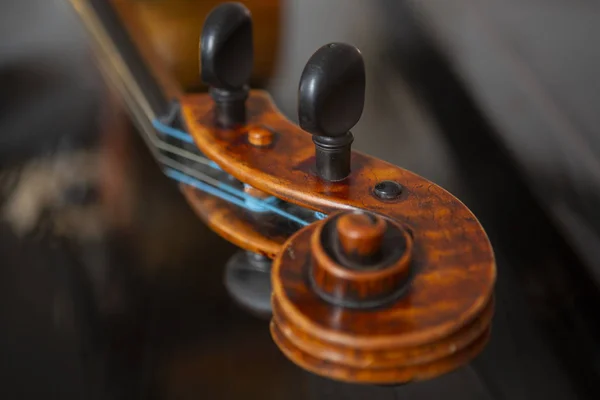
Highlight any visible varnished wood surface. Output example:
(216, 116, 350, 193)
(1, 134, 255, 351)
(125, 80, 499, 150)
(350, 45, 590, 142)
(309, 213, 413, 306)
(181, 91, 483, 217)
(180, 92, 496, 324)
(271, 297, 494, 370)
(182, 185, 286, 259)
(271, 216, 494, 384)
(271, 320, 491, 385)
(180, 90, 496, 383)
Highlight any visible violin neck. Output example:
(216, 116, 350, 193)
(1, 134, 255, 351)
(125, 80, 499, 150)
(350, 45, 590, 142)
(69, 0, 177, 143)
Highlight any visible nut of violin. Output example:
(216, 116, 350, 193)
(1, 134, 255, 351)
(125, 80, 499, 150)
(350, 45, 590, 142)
(200, 2, 253, 127)
(298, 43, 365, 181)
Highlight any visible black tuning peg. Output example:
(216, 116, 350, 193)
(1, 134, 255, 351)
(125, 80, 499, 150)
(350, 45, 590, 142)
(299, 43, 365, 182)
(224, 250, 272, 319)
(200, 2, 253, 128)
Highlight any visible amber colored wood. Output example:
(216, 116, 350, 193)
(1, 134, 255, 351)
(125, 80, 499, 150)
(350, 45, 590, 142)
(111, 0, 280, 91)
(271, 215, 494, 384)
(182, 91, 488, 216)
(271, 297, 494, 370)
(310, 212, 412, 306)
(182, 185, 285, 259)
(274, 216, 492, 343)
(180, 90, 496, 276)
(179, 90, 496, 384)
(336, 212, 386, 258)
(271, 320, 491, 384)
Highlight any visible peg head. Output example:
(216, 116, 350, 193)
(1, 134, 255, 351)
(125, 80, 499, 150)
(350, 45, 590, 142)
(225, 250, 272, 319)
(298, 43, 365, 181)
(298, 43, 365, 138)
(200, 2, 253, 91)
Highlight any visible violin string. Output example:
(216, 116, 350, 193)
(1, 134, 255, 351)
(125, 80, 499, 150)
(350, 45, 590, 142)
(134, 116, 318, 225)
(164, 167, 266, 213)
(75, 0, 322, 226)
(158, 155, 310, 226)
(152, 119, 195, 144)
(145, 121, 215, 167)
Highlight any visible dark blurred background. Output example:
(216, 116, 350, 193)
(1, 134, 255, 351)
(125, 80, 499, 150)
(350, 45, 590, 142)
(1, 0, 599, 399)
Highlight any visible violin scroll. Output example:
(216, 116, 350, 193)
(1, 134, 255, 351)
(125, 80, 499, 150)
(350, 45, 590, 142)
(200, 2, 253, 127)
(186, 2, 496, 386)
(271, 210, 494, 385)
(298, 43, 366, 181)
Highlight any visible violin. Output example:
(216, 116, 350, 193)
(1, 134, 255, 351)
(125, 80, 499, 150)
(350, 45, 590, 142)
(70, 1, 496, 386)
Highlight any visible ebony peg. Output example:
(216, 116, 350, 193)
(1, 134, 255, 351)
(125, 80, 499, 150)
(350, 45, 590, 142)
(224, 250, 272, 319)
(298, 43, 365, 181)
(200, 2, 253, 128)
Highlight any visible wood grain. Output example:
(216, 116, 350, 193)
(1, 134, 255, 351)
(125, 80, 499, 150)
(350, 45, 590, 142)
(180, 90, 496, 384)
(182, 185, 285, 259)
(310, 213, 413, 307)
(271, 215, 494, 384)
(271, 297, 494, 369)
(271, 320, 491, 384)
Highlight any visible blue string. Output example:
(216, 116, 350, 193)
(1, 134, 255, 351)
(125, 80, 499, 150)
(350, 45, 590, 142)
(244, 195, 280, 212)
(154, 118, 323, 226)
(165, 168, 250, 209)
(152, 119, 194, 144)
(165, 168, 309, 226)
(214, 182, 308, 225)
(208, 161, 222, 170)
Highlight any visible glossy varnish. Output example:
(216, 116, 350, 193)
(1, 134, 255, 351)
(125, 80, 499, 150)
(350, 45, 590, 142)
(180, 91, 496, 384)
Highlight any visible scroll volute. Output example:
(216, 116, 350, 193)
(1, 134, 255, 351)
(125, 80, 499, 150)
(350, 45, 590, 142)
(110, 0, 280, 91)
